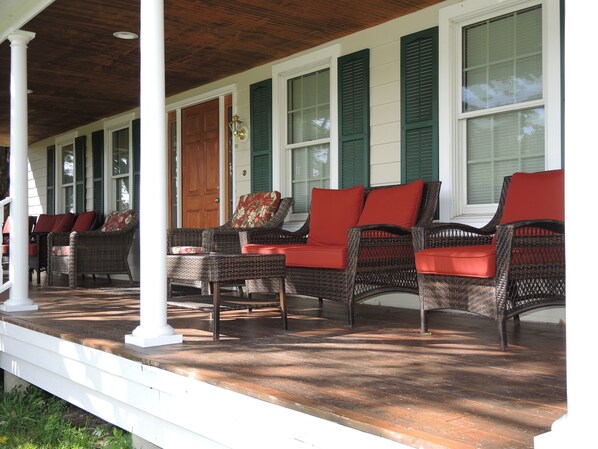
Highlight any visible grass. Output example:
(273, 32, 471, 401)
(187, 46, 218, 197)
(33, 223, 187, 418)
(0, 380, 132, 449)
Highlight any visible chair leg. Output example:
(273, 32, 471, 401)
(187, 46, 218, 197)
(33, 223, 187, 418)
(317, 297, 323, 307)
(420, 309, 430, 334)
(498, 318, 508, 351)
(348, 302, 355, 326)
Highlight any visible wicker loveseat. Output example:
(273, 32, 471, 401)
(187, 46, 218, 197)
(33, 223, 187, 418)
(167, 191, 294, 256)
(241, 181, 441, 325)
(413, 170, 565, 350)
(47, 209, 138, 288)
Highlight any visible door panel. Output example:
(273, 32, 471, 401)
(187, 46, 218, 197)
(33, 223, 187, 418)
(182, 99, 220, 228)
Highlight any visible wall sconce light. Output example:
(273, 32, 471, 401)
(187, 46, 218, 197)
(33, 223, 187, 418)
(228, 114, 248, 148)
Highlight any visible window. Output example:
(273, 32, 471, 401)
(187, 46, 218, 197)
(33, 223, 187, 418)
(111, 127, 131, 211)
(287, 69, 331, 213)
(273, 45, 339, 219)
(60, 143, 74, 213)
(439, 0, 561, 221)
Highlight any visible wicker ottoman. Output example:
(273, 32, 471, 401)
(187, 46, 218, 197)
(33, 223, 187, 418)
(166, 253, 286, 340)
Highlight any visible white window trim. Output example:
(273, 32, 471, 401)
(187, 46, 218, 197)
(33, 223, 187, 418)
(272, 44, 340, 221)
(438, 0, 561, 224)
(105, 113, 135, 213)
(54, 131, 78, 213)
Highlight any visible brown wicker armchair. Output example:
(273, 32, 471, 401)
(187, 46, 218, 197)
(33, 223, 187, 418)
(167, 193, 294, 255)
(413, 170, 565, 351)
(241, 181, 441, 325)
(47, 209, 139, 288)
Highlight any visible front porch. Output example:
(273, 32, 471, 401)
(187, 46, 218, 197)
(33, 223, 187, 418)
(1, 276, 566, 449)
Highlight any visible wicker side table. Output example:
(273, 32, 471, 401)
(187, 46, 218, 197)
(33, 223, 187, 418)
(166, 253, 286, 340)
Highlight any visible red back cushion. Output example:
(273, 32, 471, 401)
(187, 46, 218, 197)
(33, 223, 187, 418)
(500, 170, 564, 224)
(52, 213, 76, 232)
(33, 214, 58, 232)
(72, 211, 97, 232)
(357, 180, 424, 228)
(307, 186, 365, 247)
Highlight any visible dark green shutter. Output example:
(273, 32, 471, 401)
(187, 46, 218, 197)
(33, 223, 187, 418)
(338, 49, 370, 189)
(250, 79, 272, 192)
(132, 118, 140, 211)
(91, 130, 104, 213)
(46, 145, 55, 214)
(75, 136, 86, 213)
(401, 27, 439, 183)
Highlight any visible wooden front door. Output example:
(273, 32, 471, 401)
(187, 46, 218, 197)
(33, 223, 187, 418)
(181, 99, 220, 228)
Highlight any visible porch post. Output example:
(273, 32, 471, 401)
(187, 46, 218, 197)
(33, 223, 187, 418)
(1, 30, 37, 313)
(534, 1, 598, 447)
(125, 0, 181, 347)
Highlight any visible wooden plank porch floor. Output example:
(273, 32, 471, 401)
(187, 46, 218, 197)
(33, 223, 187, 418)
(1, 276, 566, 449)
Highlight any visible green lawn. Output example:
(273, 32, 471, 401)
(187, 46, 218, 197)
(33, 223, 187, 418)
(0, 377, 132, 449)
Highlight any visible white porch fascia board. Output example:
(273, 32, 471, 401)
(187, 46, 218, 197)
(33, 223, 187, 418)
(0, 0, 54, 43)
(0, 322, 410, 449)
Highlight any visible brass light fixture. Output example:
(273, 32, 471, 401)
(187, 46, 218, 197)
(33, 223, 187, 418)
(228, 114, 248, 148)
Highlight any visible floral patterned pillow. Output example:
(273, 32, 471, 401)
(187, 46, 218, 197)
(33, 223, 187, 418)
(101, 210, 136, 232)
(229, 192, 281, 228)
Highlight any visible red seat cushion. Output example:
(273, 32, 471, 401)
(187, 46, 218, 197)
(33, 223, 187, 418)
(72, 211, 97, 232)
(243, 243, 347, 269)
(1, 244, 8, 255)
(33, 214, 57, 233)
(229, 191, 282, 228)
(500, 170, 564, 224)
(28, 243, 39, 257)
(358, 180, 424, 228)
(169, 246, 204, 255)
(415, 245, 496, 278)
(307, 186, 364, 247)
(51, 245, 71, 256)
(52, 213, 76, 232)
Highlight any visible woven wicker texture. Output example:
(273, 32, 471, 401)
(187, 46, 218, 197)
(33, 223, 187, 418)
(413, 175, 565, 350)
(47, 210, 139, 288)
(241, 182, 441, 325)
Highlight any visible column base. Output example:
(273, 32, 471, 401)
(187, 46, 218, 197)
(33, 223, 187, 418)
(0, 301, 38, 312)
(125, 324, 182, 348)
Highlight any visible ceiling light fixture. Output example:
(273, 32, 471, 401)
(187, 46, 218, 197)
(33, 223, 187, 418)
(113, 31, 138, 40)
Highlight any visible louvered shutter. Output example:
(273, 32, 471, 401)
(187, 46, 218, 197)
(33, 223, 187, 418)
(75, 136, 86, 213)
(250, 79, 272, 193)
(401, 27, 438, 183)
(132, 118, 140, 211)
(91, 130, 104, 213)
(46, 145, 56, 214)
(338, 49, 370, 188)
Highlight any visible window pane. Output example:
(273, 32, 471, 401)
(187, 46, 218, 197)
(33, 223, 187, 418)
(467, 107, 545, 204)
(287, 69, 330, 145)
(292, 144, 330, 213)
(63, 186, 74, 213)
(112, 128, 130, 176)
(463, 6, 542, 112)
(61, 144, 74, 185)
(115, 177, 130, 211)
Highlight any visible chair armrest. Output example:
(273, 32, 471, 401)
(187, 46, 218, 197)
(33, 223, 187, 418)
(167, 227, 206, 250)
(240, 226, 309, 247)
(47, 231, 71, 247)
(347, 224, 416, 271)
(202, 228, 244, 254)
(412, 222, 496, 252)
(70, 228, 136, 253)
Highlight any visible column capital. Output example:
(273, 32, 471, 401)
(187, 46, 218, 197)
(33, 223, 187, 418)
(8, 30, 36, 46)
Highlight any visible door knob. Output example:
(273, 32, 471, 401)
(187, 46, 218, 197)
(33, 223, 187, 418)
(215, 198, 220, 203)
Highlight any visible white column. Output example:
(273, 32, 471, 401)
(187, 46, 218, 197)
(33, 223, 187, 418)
(125, 0, 181, 347)
(1, 30, 38, 313)
(534, 2, 598, 447)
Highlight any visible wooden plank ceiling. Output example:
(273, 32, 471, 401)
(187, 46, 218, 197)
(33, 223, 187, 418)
(0, 0, 443, 146)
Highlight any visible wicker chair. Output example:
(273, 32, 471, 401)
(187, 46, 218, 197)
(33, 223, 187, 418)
(47, 209, 139, 288)
(167, 193, 294, 255)
(413, 170, 565, 351)
(241, 181, 441, 325)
